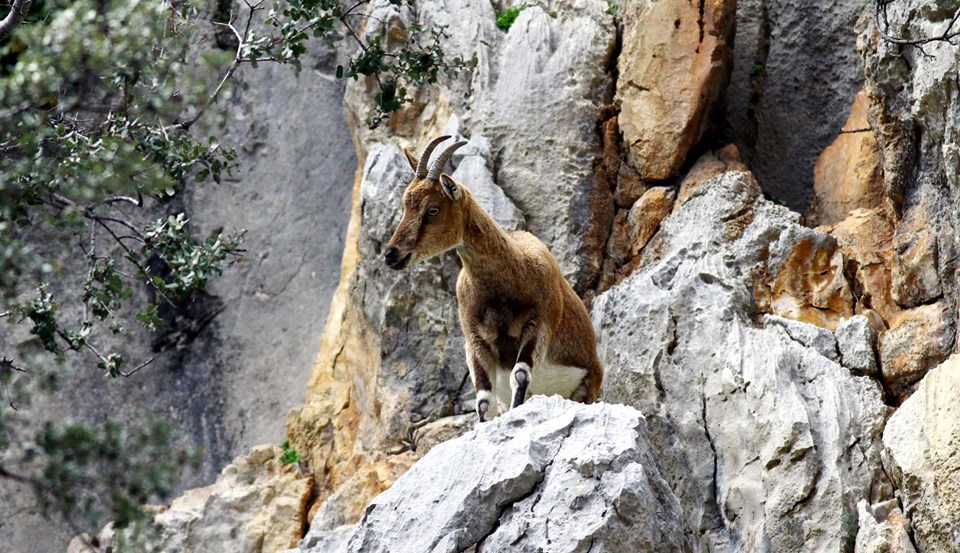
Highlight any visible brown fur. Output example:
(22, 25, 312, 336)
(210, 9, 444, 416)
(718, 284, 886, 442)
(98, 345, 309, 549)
(385, 152, 603, 420)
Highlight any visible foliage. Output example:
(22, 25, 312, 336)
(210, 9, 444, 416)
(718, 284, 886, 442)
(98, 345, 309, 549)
(496, 5, 528, 32)
(0, 0, 472, 544)
(279, 440, 302, 465)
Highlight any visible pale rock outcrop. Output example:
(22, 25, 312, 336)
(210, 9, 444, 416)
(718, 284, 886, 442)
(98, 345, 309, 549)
(675, 144, 748, 209)
(807, 90, 885, 227)
(292, 397, 693, 553)
(617, 0, 735, 181)
(835, 314, 880, 377)
(104, 445, 313, 553)
(592, 170, 888, 550)
(883, 353, 960, 551)
(854, 499, 917, 553)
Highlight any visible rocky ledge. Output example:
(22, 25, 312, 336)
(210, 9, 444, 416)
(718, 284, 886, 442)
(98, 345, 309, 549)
(289, 396, 692, 553)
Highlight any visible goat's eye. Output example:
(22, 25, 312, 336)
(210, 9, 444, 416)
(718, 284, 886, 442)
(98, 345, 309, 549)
(427, 207, 440, 217)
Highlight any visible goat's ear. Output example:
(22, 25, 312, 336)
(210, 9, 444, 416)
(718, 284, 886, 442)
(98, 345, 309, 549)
(403, 149, 418, 173)
(439, 174, 462, 201)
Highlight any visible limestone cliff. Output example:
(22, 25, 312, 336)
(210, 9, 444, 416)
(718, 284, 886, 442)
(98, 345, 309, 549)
(95, 0, 960, 551)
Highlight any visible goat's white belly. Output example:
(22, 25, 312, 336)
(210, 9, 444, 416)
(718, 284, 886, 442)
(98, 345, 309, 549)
(529, 361, 587, 398)
(492, 362, 587, 414)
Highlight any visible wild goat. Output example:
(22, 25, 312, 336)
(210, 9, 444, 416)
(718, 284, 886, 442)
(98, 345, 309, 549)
(383, 136, 603, 421)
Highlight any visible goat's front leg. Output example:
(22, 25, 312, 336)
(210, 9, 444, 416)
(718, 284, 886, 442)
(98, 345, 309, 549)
(512, 323, 545, 408)
(466, 339, 496, 422)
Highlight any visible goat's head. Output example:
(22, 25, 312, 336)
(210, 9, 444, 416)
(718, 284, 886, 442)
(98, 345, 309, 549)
(384, 136, 469, 270)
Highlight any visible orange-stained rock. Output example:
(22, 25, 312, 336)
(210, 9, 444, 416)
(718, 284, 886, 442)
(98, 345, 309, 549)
(626, 187, 677, 257)
(807, 90, 884, 227)
(820, 206, 899, 326)
(756, 229, 854, 330)
(879, 302, 955, 403)
(617, 0, 735, 181)
(675, 145, 748, 209)
(601, 187, 676, 292)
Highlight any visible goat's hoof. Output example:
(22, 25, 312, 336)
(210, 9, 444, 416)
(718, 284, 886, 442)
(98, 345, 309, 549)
(477, 399, 490, 422)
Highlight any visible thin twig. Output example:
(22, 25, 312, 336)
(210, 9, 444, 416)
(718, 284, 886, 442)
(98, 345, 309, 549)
(168, 1, 263, 132)
(119, 356, 155, 377)
(875, 1, 960, 49)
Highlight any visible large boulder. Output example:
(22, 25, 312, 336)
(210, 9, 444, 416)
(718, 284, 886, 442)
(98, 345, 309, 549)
(592, 169, 889, 550)
(292, 396, 694, 553)
(617, 0, 736, 181)
(882, 353, 960, 551)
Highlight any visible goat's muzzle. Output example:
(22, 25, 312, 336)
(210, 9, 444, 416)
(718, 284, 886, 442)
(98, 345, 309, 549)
(384, 247, 411, 270)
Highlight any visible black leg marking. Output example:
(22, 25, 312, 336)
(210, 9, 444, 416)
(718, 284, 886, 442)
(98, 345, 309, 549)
(511, 364, 529, 408)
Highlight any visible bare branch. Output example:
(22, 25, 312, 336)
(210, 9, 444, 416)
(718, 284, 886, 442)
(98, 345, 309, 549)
(119, 356, 155, 377)
(0, 0, 31, 41)
(168, 1, 263, 132)
(1, 356, 25, 373)
(876, 1, 960, 49)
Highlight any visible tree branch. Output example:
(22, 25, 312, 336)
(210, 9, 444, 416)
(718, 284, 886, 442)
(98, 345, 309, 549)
(0, 0, 31, 40)
(876, 1, 960, 49)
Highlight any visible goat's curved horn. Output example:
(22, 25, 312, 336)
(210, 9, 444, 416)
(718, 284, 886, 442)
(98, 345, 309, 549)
(427, 140, 468, 181)
(415, 135, 451, 179)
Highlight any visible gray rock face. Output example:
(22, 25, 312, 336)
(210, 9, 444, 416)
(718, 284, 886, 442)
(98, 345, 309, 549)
(295, 396, 693, 553)
(591, 170, 888, 551)
(860, 0, 960, 315)
(835, 315, 880, 376)
(726, 0, 871, 210)
(475, 3, 615, 288)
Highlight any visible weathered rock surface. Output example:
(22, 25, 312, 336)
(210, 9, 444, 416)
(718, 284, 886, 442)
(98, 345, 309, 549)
(617, 0, 735, 181)
(727, 0, 871, 210)
(807, 90, 885, 227)
(754, 222, 854, 331)
(592, 170, 888, 551)
(104, 445, 314, 553)
(878, 302, 955, 402)
(859, 0, 960, 322)
(820, 205, 899, 325)
(293, 397, 693, 553)
(836, 314, 880, 377)
(883, 353, 960, 551)
(675, 145, 748, 209)
(854, 499, 917, 553)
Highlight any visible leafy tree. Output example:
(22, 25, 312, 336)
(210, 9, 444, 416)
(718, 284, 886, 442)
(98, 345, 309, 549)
(0, 0, 472, 545)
